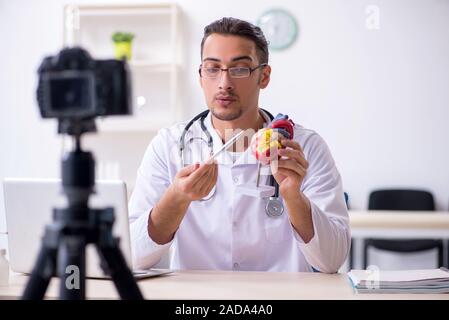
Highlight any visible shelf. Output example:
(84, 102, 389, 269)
(67, 4, 176, 17)
(128, 60, 180, 72)
(78, 8, 173, 17)
(96, 116, 175, 132)
(64, 3, 181, 132)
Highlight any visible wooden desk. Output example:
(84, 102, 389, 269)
(349, 210, 449, 238)
(0, 270, 448, 300)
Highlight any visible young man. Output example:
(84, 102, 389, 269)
(129, 17, 350, 273)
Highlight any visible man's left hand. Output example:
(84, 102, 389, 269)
(270, 138, 308, 199)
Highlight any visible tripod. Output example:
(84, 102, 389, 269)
(22, 120, 143, 300)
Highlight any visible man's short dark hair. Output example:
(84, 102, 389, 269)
(201, 17, 269, 64)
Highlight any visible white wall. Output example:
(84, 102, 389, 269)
(1, 0, 448, 269)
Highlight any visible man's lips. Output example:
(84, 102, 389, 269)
(215, 95, 237, 106)
(215, 95, 236, 101)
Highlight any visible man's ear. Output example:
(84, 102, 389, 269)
(199, 69, 204, 88)
(259, 65, 271, 89)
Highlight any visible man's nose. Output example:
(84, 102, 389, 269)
(218, 70, 234, 91)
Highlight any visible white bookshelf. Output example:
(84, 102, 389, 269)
(63, 3, 181, 132)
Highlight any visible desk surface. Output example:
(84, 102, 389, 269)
(2, 211, 449, 300)
(1, 270, 448, 300)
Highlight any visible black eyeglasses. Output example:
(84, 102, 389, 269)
(199, 63, 268, 79)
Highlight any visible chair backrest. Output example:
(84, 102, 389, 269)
(344, 192, 349, 209)
(368, 189, 435, 211)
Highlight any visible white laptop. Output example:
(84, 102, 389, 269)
(2, 178, 171, 280)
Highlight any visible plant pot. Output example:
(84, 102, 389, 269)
(114, 41, 132, 60)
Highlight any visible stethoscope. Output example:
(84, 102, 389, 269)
(178, 108, 284, 217)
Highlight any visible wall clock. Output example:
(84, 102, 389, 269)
(256, 8, 298, 51)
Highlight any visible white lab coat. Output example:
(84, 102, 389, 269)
(128, 111, 350, 273)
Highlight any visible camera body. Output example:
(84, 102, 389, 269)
(37, 47, 131, 119)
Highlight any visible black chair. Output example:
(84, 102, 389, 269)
(363, 189, 444, 269)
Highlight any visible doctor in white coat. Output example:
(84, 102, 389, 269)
(129, 17, 350, 273)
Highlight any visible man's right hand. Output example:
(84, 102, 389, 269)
(171, 161, 218, 202)
(148, 160, 218, 245)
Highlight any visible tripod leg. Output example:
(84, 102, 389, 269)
(58, 235, 87, 300)
(22, 245, 56, 300)
(97, 241, 144, 300)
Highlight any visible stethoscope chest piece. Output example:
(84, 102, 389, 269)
(265, 197, 284, 217)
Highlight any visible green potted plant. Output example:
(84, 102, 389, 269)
(111, 31, 135, 61)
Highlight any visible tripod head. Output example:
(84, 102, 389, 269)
(58, 119, 98, 208)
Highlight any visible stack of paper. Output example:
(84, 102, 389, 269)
(347, 268, 449, 294)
